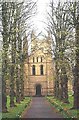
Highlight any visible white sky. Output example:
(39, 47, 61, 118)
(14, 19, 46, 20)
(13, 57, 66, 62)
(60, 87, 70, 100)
(32, 0, 50, 37)
(32, 0, 64, 37)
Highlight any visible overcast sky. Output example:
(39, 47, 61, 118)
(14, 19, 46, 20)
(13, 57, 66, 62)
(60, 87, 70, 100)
(32, 0, 66, 37)
(32, 0, 50, 37)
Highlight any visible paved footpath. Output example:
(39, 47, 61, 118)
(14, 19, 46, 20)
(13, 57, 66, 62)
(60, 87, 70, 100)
(22, 97, 64, 118)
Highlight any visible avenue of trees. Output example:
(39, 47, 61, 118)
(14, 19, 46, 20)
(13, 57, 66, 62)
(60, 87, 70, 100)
(47, 0, 79, 109)
(1, 0, 79, 114)
(1, 0, 36, 112)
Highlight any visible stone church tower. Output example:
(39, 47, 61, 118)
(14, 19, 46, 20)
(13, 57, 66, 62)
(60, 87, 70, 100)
(24, 33, 54, 96)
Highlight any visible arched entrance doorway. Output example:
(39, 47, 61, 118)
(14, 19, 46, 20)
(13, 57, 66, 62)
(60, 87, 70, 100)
(36, 84, 41, 96)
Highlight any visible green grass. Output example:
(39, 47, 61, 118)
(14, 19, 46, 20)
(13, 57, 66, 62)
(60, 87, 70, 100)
(0, 113, 2, 120)
(2, 97, 31, 118)
(7, 96, 16, 109)
(46, 93, 79, 119)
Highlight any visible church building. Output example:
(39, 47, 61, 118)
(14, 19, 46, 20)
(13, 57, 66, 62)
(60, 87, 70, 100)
(24, 33, 54, 96)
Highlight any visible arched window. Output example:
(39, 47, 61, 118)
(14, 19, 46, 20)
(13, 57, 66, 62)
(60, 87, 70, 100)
(37, 57, 38, 62)
(32, 65, 35, 75)
(41, 57, 42, 62)
(40, 65, 43, 75)
(33, 57, 34, 63)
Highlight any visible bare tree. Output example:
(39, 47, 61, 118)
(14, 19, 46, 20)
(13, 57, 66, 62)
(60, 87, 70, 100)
(1, 2, 10, 112)
(47, 0, 75, 103)
(1, 0, 36, 111)
(67, 1, 79, 109)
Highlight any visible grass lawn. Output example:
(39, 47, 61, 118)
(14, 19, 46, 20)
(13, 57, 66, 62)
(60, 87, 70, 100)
(0, 113, 2, 120)
(2, 96, 31, 119)
(46, 93, 79, 119)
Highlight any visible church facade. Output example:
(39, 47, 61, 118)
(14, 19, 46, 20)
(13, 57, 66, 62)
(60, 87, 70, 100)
(24, 35, 54, 96)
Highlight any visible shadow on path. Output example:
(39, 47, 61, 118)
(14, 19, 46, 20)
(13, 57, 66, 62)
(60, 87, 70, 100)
(22, 97, 64, 118)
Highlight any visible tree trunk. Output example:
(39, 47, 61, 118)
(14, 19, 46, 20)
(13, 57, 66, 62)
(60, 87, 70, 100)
(9, 3, 16, 107)
(63, 75, 69, 103)
(73, 66, 79, 109)
(16, 64, 20, 103)
(10, 63, 15, 107)
(61, 66, 69, 103)
(20, 63, 24, 100)
(54, 63, 60, 98)
(59, 74, 64, 100)
(2, 2, 9, 112)
(2, 59, 7, 112)
(73, 14, 79, 109)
